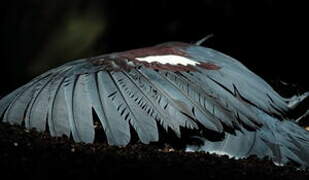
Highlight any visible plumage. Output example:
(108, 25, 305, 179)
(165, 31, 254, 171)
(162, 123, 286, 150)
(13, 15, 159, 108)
(28, 79, 51, 131)
(72, 74, 95, 143)
(94, 71, 131, 145)
(107, 70, 159, 144)
(0, 41, 308, 167)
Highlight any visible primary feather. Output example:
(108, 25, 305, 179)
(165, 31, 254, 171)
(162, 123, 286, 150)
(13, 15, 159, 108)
(0, 41, 308, 167)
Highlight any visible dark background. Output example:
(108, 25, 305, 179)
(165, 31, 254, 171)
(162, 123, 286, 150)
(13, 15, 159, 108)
(1, 0, 308, 97)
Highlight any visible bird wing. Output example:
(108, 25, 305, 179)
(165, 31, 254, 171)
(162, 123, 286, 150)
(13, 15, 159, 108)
(0, 44, 292, 146)
(185, 45, 290, 117)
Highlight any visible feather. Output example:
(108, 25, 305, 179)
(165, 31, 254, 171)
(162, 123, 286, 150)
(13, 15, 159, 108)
(47, 76, 66, 136)
(123, 70, 199, 137)
(168, 71, 236, 129)
(154, 70, 224, 132)
(119, 71, 173, 132)
(24, 75, 54, 128)
(144, 70, 223, 132)
(108, 71, 159, 144)
(28, 80, 51, 131)
(183, 71, 261, 129)
(52, 81, 71, 137)
(134, 68, 199, 135)
(187, 46, 289, 114)
(139, 68, 224, 132)
(0, 84, 29, 120)
(2, 85, 34, 125)
(92, 71, 131, 145)
(72, 74, 95, 143)
(0, 72, 53, 122)
(63, 76, 81, 141)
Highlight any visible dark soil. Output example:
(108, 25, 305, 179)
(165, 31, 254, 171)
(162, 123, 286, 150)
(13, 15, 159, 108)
(0, 122, 308, 180)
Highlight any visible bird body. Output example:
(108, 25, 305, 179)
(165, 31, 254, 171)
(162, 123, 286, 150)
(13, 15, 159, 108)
(1, 41, 308, 167)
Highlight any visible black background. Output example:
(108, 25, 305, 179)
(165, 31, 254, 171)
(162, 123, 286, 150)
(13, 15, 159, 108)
(1, 0, 308, 97)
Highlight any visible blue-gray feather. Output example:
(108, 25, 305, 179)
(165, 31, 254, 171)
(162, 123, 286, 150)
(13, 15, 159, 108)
(0, 42, 308, 168)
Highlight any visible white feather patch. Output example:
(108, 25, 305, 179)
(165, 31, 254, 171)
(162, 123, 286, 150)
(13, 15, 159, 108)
(136, 55, 199, 66)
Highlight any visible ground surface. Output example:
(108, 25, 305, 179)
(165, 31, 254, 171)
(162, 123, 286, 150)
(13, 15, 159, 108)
(0, 122, 308, 180)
